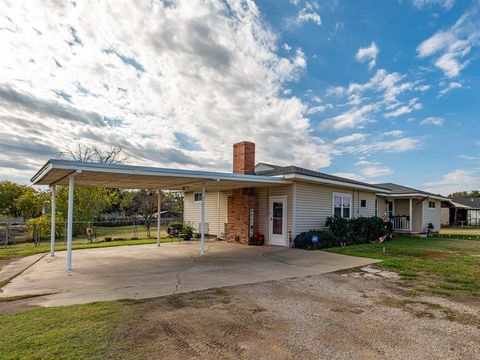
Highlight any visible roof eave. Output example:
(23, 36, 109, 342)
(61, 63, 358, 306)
(283, 173, 392, 193)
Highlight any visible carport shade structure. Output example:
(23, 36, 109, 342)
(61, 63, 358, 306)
(31, 159, 290, 271)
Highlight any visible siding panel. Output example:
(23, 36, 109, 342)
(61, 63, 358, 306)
(183, 191, 229, 236)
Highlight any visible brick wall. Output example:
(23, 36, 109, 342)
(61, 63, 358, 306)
(233, 141, 255, 174)
(227, 188, 258, 244)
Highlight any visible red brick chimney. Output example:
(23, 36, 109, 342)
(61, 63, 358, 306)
(233, 141, 255, 174)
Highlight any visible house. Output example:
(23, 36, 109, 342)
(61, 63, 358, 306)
(443, 198, 480, 226)
(184, 141, 449, 246)
(375, 183, 449, 233)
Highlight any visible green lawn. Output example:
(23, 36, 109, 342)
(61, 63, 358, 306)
(0, 301, 138, 360)
(327, 236, 480, 297)
(0, 237, 182, 261)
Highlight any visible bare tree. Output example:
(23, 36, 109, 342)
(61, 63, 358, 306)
(58, 143, 127, 164)
(126, 190, 162, 238)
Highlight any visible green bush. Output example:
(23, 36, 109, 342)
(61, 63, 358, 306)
(181, 225, 194, 240)
(27, 214, 65, 241)
(294, 216, 392, 249)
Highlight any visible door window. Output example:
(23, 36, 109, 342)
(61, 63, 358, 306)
(272, 201, 283, 234)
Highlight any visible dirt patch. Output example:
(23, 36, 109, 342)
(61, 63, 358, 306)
(423, 251, 455, 260)
(95, 273, 480, 360)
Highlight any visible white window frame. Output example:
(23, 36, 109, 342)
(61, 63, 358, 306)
(332, 192, 352, 219)
(428, 200, 436, 210)
(193, 192, 203, 203)
(360, 199, 367, 208)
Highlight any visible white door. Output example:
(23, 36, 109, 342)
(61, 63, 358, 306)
(269, 196, 287, 246)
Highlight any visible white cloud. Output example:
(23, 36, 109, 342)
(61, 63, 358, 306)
(420, 116, 444, 126)
(355, 42, 379, 70)
(411, 0, 455, 10)
(0, 0, 338, 182)
(384, 98, 423, 118)
(383, 130, 404, 137)
(415, 84, 432, 91)
(344, 137, 422, 155)
(423, 169, 479, 195)
(333, 133, 367, 144)
(320, 104, 377, 130)
(360, 165, 393, 177)
(290, 2, 322, 27)
(417, 4, 480, 77)
(438, 81, 462, 97)
(305, 104, 329, 115)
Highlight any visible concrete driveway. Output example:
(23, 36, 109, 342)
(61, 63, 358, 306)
(0, 241, 379, 307)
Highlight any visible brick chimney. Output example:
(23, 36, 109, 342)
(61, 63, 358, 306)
(233, 141, 255, 174)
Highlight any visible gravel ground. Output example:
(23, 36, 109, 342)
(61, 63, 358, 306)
(104, 267, 480, 359)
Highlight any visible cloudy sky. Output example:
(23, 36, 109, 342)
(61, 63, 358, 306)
(0, 0, 479, 195)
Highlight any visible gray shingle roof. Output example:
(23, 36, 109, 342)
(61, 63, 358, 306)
(375, 182, 448, 198)
(255, 163, 391, 191)
(451, 197, 480, 209)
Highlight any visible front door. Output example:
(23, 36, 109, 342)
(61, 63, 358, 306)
(269, 196, 287, 246)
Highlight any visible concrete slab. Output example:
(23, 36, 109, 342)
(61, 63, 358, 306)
(0, 241, 380, 307)
(0, 253, 47, 282)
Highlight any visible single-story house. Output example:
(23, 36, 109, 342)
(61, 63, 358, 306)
(184, 141, 450, 246)
(442, 198, 480, 226)
(31, 140, 450, 272)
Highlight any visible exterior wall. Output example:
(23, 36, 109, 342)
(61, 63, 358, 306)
(394, 199, 410, 216)
(294, 182, 377, 236)
(422, 199, 441, 231)
(257, 185, 293, 245)
(226, 188, 258, 244)
(412, 199, 423, 232)
(183, 191, 229, 237)
(441, 208, 450, 226)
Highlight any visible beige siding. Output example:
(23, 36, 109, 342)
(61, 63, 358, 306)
(257, 185, 293, 245)
(183, 191, 229, 237)
(294, 182, 377, 236)
(412, 199, 423, 232)
(395, 199, 410, 216)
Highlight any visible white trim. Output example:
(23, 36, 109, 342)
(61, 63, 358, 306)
(292, 182, 297, 240)
(409, 198, 413, 231)
(378, 193, 450, 201)
(283, 173, 390, 193)
(31, 159, 290, 186)
(332, 192, 352, 219)
(269, 195, 288, 247)
(428, 200, 436, 210)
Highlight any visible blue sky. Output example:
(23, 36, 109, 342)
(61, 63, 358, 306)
(0, 0, 478, 195)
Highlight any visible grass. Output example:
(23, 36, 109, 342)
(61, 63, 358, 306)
(439, 226, 480, 238)
(0, 301, 138, 360)
(326, 236, 480, 297)
(0, 237, 182, 261)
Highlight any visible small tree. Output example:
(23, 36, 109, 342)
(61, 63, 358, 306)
(59, 143, 127, 164)
(127, 190, 163, 238)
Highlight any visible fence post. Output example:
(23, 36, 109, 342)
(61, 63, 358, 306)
(5, 222, 9, 247)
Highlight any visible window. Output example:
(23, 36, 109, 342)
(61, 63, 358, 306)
(193, 192, 203, 202)
(428, 201, 436, 209)
(360, 199, 367, 208)
(333, 193, 352, 219)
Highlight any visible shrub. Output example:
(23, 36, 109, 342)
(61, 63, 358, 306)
(294, 216, 393, 249)
(181, 225, 194, 240)
(293, 230, 336, 249)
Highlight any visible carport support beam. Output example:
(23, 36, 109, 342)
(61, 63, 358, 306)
(201, 185, 205, 256)
(50, 185, 56, 257)
(66, 175, 74, 271)
(157, 190, 161, 247)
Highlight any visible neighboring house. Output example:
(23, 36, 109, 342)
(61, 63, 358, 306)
(183, 141, 449, 246)
(375, 183, 449, 233)
(443, 198, 480, 226)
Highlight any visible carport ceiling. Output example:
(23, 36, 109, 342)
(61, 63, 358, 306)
(31, 159, 290, 191)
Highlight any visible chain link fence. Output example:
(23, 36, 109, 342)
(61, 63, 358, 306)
(1, 218, 181, 247)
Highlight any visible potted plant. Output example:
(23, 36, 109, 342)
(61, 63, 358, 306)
(181, 225, 194, 240)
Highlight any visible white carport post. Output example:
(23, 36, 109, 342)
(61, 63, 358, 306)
(157, 190, 161, 247)
(50, 185, 56, 257)
(409, 198, 413, 232)
(66, 174, 75, 271)
(200, 184, 206, 256)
